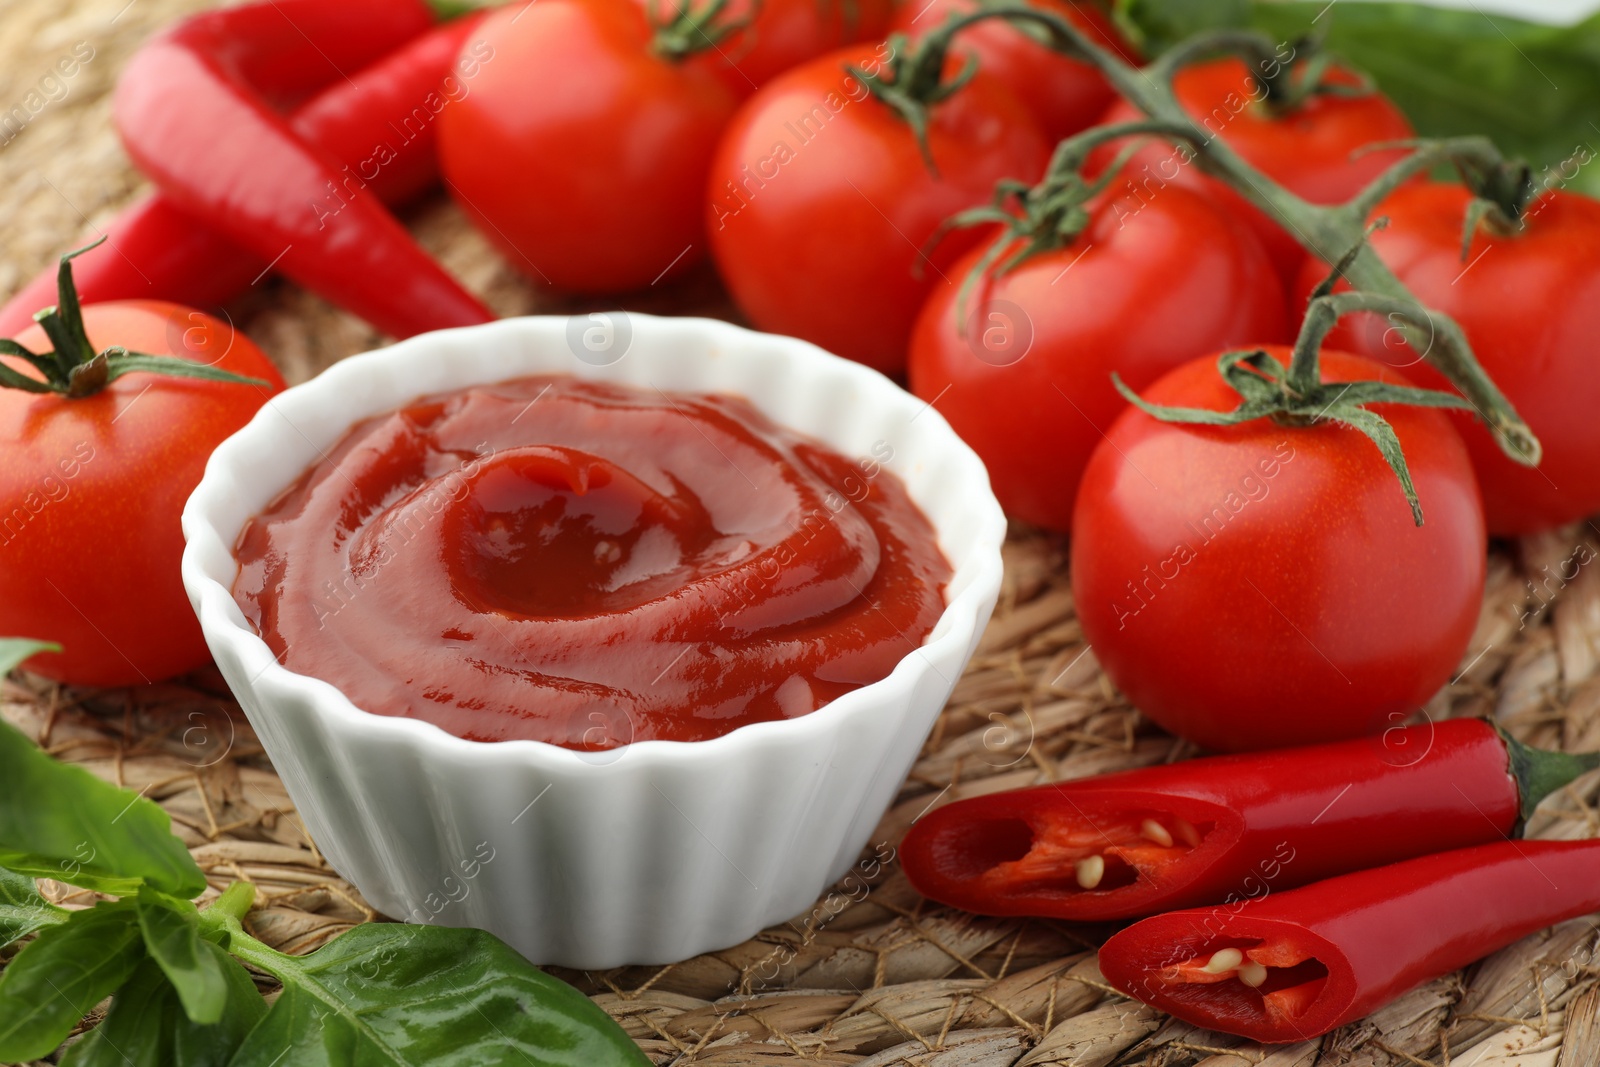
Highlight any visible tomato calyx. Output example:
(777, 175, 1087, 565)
(1345, 136, 1536, 257)
(1256, 41, 1375, 116)
(649, 0, 759, 61)
(1115, 347, 1464, 527)
(1115, 252, 1476, 527)
(1454, 155, 1537, 255)
(1150, 27, 1374, 116)
(935, 118, 1197, 324)
(843, 30, 979, 172)
(843, 4, 1095, 170)
(0, 238, 270, 399)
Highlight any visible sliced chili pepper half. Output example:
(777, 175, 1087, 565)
(901, 718, 1597, 920)
(1099, 838, 1600, 1043)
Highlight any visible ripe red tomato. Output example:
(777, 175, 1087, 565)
(1096, 58, 1415, 280)
(890, 0, 1135, 143)
(1071, 348, 1485, 753)
(1297, 183, 1600, 536)
(439, 0, 739, 293)
(640, 0, 895, 96)
(707, 45, 1051, 374)
(908, 184, 1289, 532)
(0, 302, 284, 685)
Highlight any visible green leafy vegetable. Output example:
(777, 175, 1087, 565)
(174, 945, 270, 1065)
(58, 950, 266, 1067)
(0, 687, 648, 1063)
(0, 718, 208, 898)
(0, 900, 146, 1062)
(224, 923, 652, 1067)
(56, 961, 176, 1067)
(0, 867, 66, 949)
(136, 887, 229, 1024)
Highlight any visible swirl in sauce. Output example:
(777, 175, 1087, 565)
(233, 377, 951, 746)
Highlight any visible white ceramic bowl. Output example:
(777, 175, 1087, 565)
(182, 314, 1004, 968)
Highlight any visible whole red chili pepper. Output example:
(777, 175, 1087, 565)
(289, 13, 487, 210)
(901, 718, 1598, 921)
(1099, 838, 1600, 1043)
(0, 15, 484, 338)
(0, 196, 258, 338)
(113, 0, 491, 339)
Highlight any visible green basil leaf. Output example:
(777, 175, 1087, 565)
(136, 887, 229, 1025)
(0, 900, 145, 1062)
(0, 718, 208, 898)
(0, 638, 57, 676)
(56, 960, 175, 1067)
(228, 923, 650, 1067)
(1, 866, 67, 948)
(59, 948, 266, 1067)
(173, 943, 268, 1067)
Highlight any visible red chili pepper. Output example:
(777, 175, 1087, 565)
(0, 195, 259, 338)
(901, 718, 1598, 921)
(113, 0, 491, 339)
(1099, 838, 1600, 1043)
(289, 13, 486, 210)
(0, 16, 483, 338)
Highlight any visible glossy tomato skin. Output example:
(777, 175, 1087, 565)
(0, 302, 284, 685)
(708, 45, 1051, 374)
(908, 184, 1289, 532)
(439, 0, 739, 293)
(1097, 59, 1414, 281)
(640, 0, 895, 96)
(1071, 349, 1486, 753)
(1298, 183, 1600, 536)
(891, 0, 1135, 143)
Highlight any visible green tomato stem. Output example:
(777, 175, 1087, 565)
(1146, 29, 1287, 86)
(200, 889, 300, 989)
(1041, 118, 1202, 180)
(649, 0, 758, 62)
(0, 240, 271, 399)
(950, 7, 1539, 468)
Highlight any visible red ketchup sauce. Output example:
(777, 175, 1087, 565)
(233, 377, 951, 747)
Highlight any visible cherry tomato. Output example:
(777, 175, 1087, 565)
(891, 0, 1135, 143)
(1096, 58, 1415, 281)
(1071, 348, 1485, 753)
(707, 44, 1051, 374)
(1298, 183, 1600, 536)
(908, 184, 1289, 532)
(439, 0, 740, 293)
(639, 0, 895, 96)
(0, 303, 284, 685)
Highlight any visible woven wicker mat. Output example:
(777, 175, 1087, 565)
(5, 1, 1600, 1064)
